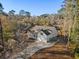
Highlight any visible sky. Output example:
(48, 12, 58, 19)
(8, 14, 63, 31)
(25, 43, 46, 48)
(0, 0, 64, 16)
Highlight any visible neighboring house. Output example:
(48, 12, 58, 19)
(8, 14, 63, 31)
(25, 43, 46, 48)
(27, 26, 58, 43)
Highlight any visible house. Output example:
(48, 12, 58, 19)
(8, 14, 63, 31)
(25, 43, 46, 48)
(27, 26, 58, 43)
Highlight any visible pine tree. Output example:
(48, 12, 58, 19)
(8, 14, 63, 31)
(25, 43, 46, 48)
(70, 0, 79, 44)
(64, 0, 73, 40)
(0, 3, 4, 14)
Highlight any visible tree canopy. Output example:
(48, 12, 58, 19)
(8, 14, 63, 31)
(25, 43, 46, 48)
(0, 3, 4, 13)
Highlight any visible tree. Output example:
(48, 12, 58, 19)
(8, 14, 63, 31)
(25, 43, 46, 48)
(63, 0, 74, 40)
(0, 3, 4, 14)
(19, 10, 25, 16)
(19, 10, 31, 17)
(8, 10, 15, 15)
(58, 8, 65, 15)
(40, 14, 49, 18)
(25, 11, 31, 17)
(64, 0, 79, 53)
(74, 0, 79, 46)
(67, 0, 79, 43)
